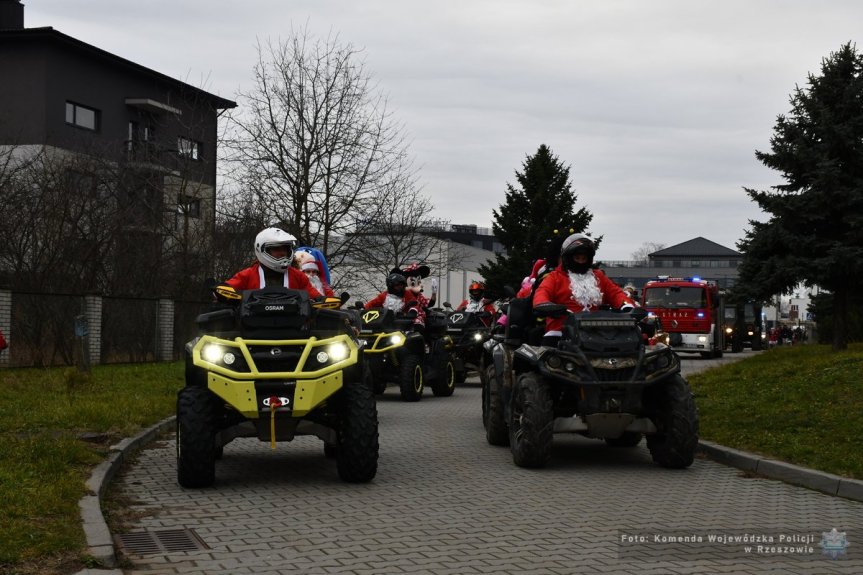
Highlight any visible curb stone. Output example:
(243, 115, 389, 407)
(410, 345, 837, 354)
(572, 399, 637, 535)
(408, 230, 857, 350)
(698, 439, 863, 501)
(76, 416, 176, 574)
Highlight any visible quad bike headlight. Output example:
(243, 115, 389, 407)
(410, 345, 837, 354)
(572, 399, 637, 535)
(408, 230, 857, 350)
(389, 334, 404, 346)
(203, 343, 237, 366)
(315, 342, 350, 364)
(472, 332, 484, 342)
(203, 343, 225, 363)
(725, 327, 733, 334)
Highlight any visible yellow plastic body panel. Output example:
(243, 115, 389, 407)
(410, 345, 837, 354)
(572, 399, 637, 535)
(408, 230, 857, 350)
(293, 371, 343, 416)
(208, 374, 258, 417)
(192, 333, 358, 418)
(207, 371, 343, 418)
(358, 331, 407, 354)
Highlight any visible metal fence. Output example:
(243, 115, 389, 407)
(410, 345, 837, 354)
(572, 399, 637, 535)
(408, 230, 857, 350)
(0, 289, 210, 368)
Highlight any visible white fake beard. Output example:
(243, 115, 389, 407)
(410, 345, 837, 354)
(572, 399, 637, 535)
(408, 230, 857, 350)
(307, 274, 324, 293)
(383, 293, 404, 312)
(465, 300, 483, 312)
(568, 269, 602, 309)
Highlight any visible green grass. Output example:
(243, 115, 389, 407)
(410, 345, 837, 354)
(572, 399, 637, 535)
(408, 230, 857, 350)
(0, 345, 861, 573)
(0, 363, 182, 575)
(689, 342, 863, 480)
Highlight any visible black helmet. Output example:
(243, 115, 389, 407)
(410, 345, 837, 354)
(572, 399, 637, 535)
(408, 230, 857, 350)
(386, 273, 407, 294)
(560, 233, 596, 273)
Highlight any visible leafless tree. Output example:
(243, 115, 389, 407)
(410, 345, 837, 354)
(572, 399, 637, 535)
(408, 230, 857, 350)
(0, 145, 121, 294)
(332, 175, 456, 299)
(221, 26, 416, 274)
(630, 241, 666, 263)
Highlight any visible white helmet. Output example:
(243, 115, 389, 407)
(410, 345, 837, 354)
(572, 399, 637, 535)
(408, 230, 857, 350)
(254, 227, 296, 272)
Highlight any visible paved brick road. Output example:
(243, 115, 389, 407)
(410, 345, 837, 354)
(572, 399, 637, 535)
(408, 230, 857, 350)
(112, 360, 862, 575)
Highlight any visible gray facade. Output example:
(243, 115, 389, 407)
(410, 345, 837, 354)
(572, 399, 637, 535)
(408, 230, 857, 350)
(601, 237, 742, 289)
(0, 2, 235, 228)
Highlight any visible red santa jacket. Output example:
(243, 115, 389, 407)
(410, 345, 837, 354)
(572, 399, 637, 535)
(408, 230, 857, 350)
(533, 265, 633, 335)
(365, 290, 425, 326)
(224, 262, 322, 299)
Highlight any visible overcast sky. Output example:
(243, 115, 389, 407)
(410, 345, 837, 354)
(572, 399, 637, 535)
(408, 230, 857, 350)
(24, 1, 863, 260)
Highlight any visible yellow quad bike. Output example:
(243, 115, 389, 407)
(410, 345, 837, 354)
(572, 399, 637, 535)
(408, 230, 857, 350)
(178, 285, 377, 487)
(356, 306, 455, 401)
(356, 307, 425, 401)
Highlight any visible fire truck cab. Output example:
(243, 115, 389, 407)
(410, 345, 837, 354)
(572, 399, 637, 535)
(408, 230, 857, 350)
(642, 276, 725, 359)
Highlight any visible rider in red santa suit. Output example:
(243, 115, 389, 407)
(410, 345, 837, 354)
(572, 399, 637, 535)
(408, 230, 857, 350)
(294, 251, 335, 297)
(365, 273, 425, 329)
(457, 281, 497, 325)
(533, 233, 634, 343)
(222, 227, 322, 299)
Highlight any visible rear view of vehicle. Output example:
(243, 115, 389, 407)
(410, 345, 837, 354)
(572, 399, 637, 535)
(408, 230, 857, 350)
(179, 287, 378, 487)
(642, 276, 725, 359)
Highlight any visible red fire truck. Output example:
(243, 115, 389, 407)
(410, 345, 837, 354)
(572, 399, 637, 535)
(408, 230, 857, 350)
(641, 276, 725, 358)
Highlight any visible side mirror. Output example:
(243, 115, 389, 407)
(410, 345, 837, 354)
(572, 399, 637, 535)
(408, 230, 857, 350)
(443, 302, 453, 309)
(340, 291, 350, 305)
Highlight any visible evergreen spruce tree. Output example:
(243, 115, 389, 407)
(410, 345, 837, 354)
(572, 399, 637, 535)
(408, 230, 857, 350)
(479, 144, 594, 296)
(738, 42, 863, 350)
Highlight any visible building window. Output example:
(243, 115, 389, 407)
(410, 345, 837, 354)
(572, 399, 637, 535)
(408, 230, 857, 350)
(177, 137, 201, 160)
(65, 102, 99, 130)
(177, 194, 201, 219)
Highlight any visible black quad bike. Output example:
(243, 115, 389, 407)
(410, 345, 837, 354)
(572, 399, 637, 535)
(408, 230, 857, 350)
(443, 304, 493, 383)
(483, 297, 697, 469)
(357, 306, 456, 401)
(178, 286, 378, 487)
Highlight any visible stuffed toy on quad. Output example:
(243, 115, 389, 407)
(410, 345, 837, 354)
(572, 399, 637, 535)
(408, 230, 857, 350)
(178, 286, 378, 487)
(484, 297, 697, 469)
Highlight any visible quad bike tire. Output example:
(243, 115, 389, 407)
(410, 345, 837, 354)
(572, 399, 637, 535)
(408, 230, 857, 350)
(365, 364, 387, 395)
(177, 386, 220, 488)
(483, 364, 509, 447)
(646, 374, 699, 469)
(431, 357, 456, 397)
(372, 379, 388, 395)
(605, 432, 643, 447)
(509, 372, 553, 468)
(399, 353, 424, 402)
(335, 381, 379, 483)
